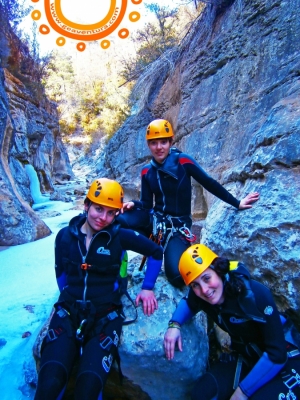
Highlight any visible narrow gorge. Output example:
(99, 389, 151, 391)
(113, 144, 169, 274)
(0, 0, 299, 399)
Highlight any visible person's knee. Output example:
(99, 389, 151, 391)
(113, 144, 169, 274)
(164, 256, 184, 288)
(34, 362, 67, 400)
(191, 372, 218, 400)
(116, 209, 151, 234)
(75, 371, 103, 400)
(168, 273, 185, 289)
(116, 213, 131, 228)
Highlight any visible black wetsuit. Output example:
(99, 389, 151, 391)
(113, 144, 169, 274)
(118, 148, 240, 287)
(171, 269, 300, 399)
(35, 214, 163, 400)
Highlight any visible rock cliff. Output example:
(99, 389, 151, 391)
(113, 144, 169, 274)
(95, 0, 300, 325)
(0, 26, 73, 246)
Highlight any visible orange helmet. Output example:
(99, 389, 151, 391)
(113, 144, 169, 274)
(86, 178, 123, 209)
(179, 244, 218, 285)
(145, 119, 174, 141)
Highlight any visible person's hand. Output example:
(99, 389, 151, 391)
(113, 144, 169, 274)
(135, 289, 158, 316)
(121, 201, 135, 213)
(164, 327, 182, 360)
(239, 192, 260, 210)
(230, 386, 248, 400)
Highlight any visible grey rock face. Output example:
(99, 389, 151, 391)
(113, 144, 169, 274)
(95, 0, 300, 324)
(120, 274, 208, 400)
(0, 67, 73, 245)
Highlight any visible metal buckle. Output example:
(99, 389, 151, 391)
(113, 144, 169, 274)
(76, 300, 91, 310)
(100, 336, 113, 350)
(46, 329, 57, 342)
(288, 349, 300, 358)
(81, 263, 92, 270)
(107, 311, 119, 320)
(57, 307, 69, 318)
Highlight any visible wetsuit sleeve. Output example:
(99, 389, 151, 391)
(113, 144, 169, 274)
(134, 166, 154, 210)
(54, 228, 67, 292)
(239, 352, 286, 397)
(142, 257, 162, 290)
(239, 281, 287, 396)
(179, 153, 240, 209)
(119, 228, 163, 290)
(170, 298, 196, 325)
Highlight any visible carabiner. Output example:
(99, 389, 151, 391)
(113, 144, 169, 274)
(76, 319, 87, 341)
(179, 227, 196, 242)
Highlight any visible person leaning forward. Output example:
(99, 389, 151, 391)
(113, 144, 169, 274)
(117, 119, 259, 288)
(34, 178, 163, 400)
(164, 244, 300, 400)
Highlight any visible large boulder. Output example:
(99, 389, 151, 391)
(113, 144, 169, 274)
(120, 272, 208, 400)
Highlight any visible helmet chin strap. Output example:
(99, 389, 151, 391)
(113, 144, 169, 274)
(84, 204, 96, 235)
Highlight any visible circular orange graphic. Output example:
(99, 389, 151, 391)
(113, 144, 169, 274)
(118, 28, 129, 38)
(76, 42, 86, 52)
(32, 0, 143, 51)
(101, 40, 111, 49)
(129, 11, 140, 22)
(39, 24, 51, 34)
(56, 37, 66, 46)
(31, 10, 41, 20)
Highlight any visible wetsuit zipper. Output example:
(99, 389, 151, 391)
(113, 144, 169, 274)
(156, 169, 166, 213)
(78, 230, 112, 301)
(217, 307, 247, 346)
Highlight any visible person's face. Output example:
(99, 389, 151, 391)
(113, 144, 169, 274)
(84, 202, 118, 232)
(190, 268, 225, 305)
(147, 138, 172, 163)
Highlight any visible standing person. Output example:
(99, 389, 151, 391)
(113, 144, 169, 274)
(34, 178, 163, 400)
(118, 119, 259, 288)
(164, 244, 300, 400)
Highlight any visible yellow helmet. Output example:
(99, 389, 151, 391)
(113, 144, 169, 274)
(86, 178, 123, 209)
(146, 119, 174, 141)
(179, 244, 218, 285)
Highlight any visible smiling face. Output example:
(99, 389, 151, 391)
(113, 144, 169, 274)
(147, 138, 172, 164)
(190, 268, 225, 305)
(84, 202, 118, 233)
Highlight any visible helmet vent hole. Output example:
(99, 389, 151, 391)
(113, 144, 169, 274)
(95, 191, 100, 197)
(195, 257, 203, 264)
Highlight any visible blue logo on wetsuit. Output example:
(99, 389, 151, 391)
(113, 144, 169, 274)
(230, 317, 248, 323)
(96, 247, 111, 255)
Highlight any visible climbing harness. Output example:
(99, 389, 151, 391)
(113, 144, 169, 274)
(139, 212, 196, 271)
(233, 354, 244, 390)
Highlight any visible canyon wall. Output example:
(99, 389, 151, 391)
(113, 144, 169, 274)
(0, 27, 73, 245)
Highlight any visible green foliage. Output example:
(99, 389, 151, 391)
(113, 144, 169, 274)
(42, 51, 75, 103)
(78, 80, 105, 135)
(121, 4, 179, 83)
(59, 118, 77, 136)
(42, 48, 130, 143)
